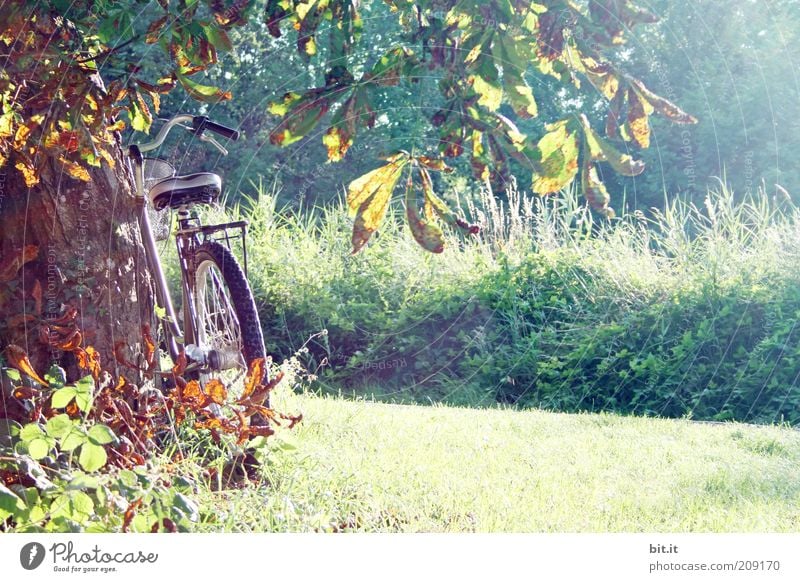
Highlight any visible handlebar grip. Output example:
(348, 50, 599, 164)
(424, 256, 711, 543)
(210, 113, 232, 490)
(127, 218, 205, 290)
(193, 116, 240, 141)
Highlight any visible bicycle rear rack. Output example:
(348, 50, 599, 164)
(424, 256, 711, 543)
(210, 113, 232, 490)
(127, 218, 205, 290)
(176, 214, 250, 278)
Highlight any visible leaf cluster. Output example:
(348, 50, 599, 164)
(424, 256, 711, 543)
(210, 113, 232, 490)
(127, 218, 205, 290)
(0, 310, 300, 532)
(264, 0, 697, 251)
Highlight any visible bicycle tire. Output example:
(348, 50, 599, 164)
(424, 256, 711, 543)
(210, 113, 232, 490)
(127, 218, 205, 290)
(190, 240, 267, 383)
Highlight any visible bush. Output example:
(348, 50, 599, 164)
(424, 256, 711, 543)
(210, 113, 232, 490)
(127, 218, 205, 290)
(204, 183, 800, 424)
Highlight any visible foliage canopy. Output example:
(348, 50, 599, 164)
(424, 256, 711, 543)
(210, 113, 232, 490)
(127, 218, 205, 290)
(0, 0, 696, 252)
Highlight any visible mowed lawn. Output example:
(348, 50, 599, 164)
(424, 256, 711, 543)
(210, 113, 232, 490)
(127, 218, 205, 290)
(195, 391, 800, 532)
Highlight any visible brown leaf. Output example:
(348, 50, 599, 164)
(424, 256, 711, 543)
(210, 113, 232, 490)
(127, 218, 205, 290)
(405, 174, 444, 254)
(241, 358, 265, 400)
(205, 379, 227, 405)
(182, 380, 206, 407)
(171, 350, 187, 376)
(145, 15, 168, 44)
(13, 386, 39, 400)
(50, 307, 78, 325)
(114, 342, 137, 369)
(630, 79, 697, 124)
(77, 346, 101, 380)
(42, 325, 82, 351)
(123, 499, 142, 532)
(142, 324, 156, 370)
(0, 245, 39, 282)
(6, 314, 36, 328)
(5, 344, 48, 386)
(280, 412, 303, 429)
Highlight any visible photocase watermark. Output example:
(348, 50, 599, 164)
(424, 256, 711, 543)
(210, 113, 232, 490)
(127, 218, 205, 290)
(743, 149, 754, 196)
(652, 60, 697, 197)
(0, 168, 6, 213)
(361, 358, 407, 371)
(20, 542, 46, 571)
(19, 541, 159, 575)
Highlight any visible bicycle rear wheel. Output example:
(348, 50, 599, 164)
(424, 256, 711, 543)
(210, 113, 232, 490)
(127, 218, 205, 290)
(189, 241, 267, 392)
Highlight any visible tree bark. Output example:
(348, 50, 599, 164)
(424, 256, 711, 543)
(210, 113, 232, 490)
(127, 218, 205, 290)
(0, 141, 154, 384)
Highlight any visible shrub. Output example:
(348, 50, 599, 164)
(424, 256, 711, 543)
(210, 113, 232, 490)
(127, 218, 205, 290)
(203, 182, 800, 424)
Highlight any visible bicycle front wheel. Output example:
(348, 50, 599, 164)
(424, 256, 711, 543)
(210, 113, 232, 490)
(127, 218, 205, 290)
(190, 241, 266, 385)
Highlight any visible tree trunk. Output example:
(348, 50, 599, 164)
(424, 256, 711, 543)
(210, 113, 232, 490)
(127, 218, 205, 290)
(0, 141, 154, 385)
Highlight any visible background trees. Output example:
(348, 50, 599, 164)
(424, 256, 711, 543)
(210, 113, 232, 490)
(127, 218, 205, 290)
(151, 0, 798, 214)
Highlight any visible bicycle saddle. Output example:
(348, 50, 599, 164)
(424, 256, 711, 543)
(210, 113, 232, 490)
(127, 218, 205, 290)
(148, 172, 222, 210)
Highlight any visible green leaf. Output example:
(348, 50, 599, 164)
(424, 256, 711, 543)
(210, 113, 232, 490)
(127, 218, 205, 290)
(87, 424, 118, 446)
(468, 52, 502, 111)
(79, 443, 107, 472)
(51, 386, 76, 409)
(44, 365, 67, 389)
(129, 100, 149, 133)
(45, 414, 73, 439)
(269, 91, 333, 147)
(60, 430, 87, 452)
(17, 456, 55, 491)
(19, 423, 44, 442)
(74, 376, 94, 412)
(28, 438, 51, 460)
(178, 73, 232, 104)
(202, 25, 233, 52)
(51, 490, 94, 524)
(118, 469, 138, 489)
(172, 492, 199, 522)
(5, 368, 21, 382)
(495, 36, 537, 118)
(0, 483, 25, 514)
(66, 472, 99, 491)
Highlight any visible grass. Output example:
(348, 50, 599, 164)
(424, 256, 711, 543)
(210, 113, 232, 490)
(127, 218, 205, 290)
(191, 388, 800, 532)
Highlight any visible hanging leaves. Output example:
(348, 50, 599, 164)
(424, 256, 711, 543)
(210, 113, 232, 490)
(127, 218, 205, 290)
(580, 114, 645, 177)
(494, 34, 538, 119)
(405, 174, 445, 254)
(625, 88, 651, 148)
(531, 120, 580, 194)
(346, 152, 478, 253)
(347, 154, 409, 253)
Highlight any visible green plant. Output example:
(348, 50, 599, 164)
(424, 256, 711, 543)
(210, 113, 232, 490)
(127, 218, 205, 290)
(223, 180, 800, 424)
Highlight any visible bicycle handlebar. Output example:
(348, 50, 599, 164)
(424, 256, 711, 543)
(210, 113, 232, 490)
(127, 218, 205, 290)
(193, 116, 240, 141)
(134, 113, 239, 154)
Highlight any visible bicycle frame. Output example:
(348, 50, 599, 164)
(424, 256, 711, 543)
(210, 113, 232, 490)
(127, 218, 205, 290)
(127, 114, 249, 369)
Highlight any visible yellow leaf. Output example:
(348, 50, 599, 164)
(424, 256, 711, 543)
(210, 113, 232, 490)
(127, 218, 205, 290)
(58, 157, 91, 181)
(346, 157, 408, 217)
(470, 74, 502, 111)
(348, 158, 408, 253)
(15, 160, 39, 187)
(626, 89, 650, 148)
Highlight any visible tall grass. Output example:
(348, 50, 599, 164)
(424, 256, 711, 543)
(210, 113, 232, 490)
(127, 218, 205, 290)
(184, 181, 800, 424)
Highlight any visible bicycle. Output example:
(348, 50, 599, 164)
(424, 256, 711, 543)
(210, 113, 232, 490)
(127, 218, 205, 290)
(127, 113, 266, 395)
